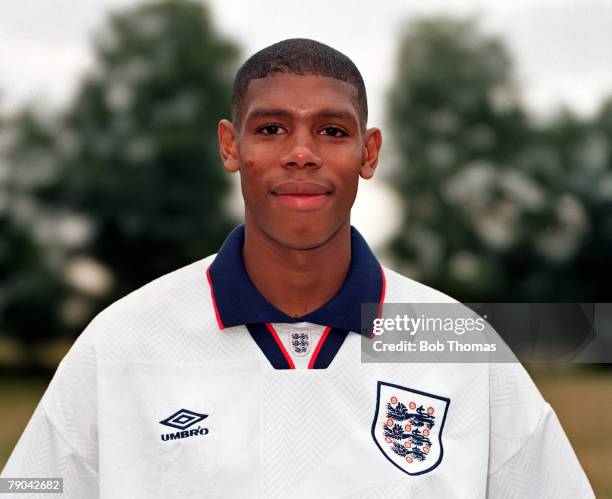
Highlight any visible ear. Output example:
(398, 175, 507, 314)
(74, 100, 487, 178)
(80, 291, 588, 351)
(218, 119, 240, 173)
(359, 127, 383, 180)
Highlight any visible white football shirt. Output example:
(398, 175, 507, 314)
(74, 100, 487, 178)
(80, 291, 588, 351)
(1, 225, 594, 498)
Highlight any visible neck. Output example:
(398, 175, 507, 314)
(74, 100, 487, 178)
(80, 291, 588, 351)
(242, 221, 351, 318)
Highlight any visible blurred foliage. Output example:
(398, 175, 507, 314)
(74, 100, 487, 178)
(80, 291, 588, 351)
(0, 216, 67, 341)
(1, 0, 240, 349)
(387, 17, 612, 302)
(1, 106, 71, 352)
(2, 9, 612, 364)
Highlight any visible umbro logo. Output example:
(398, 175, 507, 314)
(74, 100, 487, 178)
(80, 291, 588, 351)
(160, 408, 208, 429)
(159, 408, 210, 442)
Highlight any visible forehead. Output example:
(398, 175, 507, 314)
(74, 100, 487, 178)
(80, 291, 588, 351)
(242, 73, 360, 120)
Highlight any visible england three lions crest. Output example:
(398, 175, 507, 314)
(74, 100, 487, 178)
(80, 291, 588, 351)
(371, 381, 450, 475)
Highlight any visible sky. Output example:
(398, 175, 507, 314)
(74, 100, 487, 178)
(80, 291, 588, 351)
(1, 0, 611, 250)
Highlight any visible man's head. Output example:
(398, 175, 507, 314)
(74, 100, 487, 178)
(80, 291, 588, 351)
(218, 38, 382, 250)
(231, 38, 368, 134)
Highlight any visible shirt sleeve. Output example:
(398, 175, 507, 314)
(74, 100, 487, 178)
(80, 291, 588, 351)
(487, 363, 594, 498)
(1, 404, 99, 498)
(1, 322, 100, 499)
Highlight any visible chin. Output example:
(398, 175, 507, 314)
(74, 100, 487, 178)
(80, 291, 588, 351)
(267, 219, 342, 251)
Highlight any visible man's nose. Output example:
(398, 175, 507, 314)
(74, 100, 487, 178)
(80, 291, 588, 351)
(280, 131, 322, 169)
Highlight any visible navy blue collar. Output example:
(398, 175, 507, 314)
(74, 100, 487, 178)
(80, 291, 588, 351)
(207, 224, 385, 335)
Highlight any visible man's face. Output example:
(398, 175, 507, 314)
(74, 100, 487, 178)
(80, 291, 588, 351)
(218, 73, 382, 250)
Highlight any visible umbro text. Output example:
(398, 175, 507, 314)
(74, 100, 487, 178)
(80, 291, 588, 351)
(161, 425, 209, 441)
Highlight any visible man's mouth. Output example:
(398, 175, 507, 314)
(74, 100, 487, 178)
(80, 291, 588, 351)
(271, 181, 333, 210)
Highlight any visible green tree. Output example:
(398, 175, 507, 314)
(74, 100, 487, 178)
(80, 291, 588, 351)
(386, 16, 611, 301)
(35, 0, 240, 302)
(565, 98, 612, 300)
(387, 17, 529, 300)
(3, 0, 240, 352)
(1, 106, 69, 361)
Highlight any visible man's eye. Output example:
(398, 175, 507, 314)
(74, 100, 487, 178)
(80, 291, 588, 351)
(258, 124, 285, 135)
(320, 126, 348, 137)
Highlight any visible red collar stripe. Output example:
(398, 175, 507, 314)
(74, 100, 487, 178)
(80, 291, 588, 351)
(265, 323, 296, 369)
(206, 265, 224, 330)
(308, 327, 332, 369)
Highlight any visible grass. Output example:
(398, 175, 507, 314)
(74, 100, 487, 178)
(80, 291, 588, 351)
(0, 377, 50, 471)
(1, 368, 610, 496)
(529, 366, 612, 498)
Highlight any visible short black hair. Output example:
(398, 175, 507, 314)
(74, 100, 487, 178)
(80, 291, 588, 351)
(232, 38, 368, 132)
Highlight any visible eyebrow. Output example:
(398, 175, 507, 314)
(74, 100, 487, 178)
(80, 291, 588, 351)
(245, 107, 358, 125)
(315, 109, 358, 123)
(246, 108, 292, 121)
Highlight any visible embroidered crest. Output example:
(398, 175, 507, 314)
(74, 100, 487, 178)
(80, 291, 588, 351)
(371, 381, 450, 475)
(290, 331, 310, 356)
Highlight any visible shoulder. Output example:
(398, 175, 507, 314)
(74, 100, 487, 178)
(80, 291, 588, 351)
(112, 253, 213, 304)
(81, 254, 219, 361)
(94, 254, 215, 327)
(381, 265, 457, 304)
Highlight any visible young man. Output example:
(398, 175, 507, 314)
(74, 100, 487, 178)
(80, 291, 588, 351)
(2, 39, 593, 498)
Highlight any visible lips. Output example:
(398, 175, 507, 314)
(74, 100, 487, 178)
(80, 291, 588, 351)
(271, 181, 332, 195)
(271, 180, 332, 210)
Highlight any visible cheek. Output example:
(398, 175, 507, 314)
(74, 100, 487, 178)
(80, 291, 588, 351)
(343, 163, 362, 201)
(333, 150, 363, 184)
(239, 158, 270, 203)
(242, 155, 259, 172)
(239, 146, 262, 176)
(240, 140, 275, 168)
(328, 142, 362, 160)
(240, 151, 273, 183)
(333, 146, 365, 178)
(343, 178, 360, 204)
